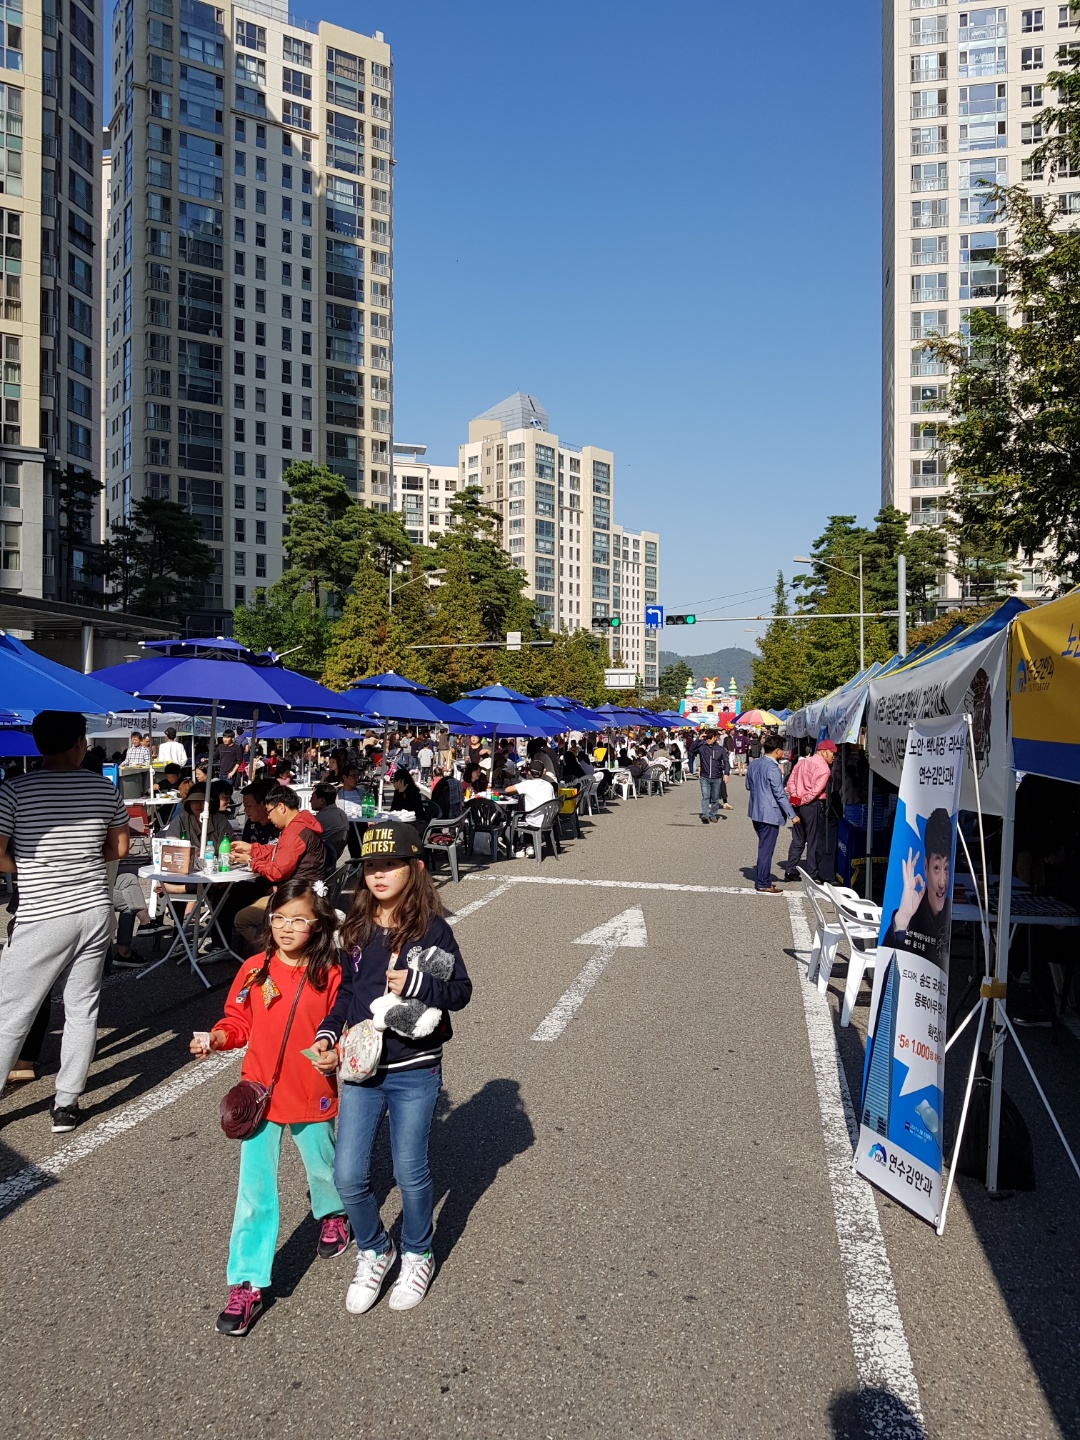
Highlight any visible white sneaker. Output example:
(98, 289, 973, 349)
(345, 1241, 397, 1314)
(388, 1249, 434, 1312)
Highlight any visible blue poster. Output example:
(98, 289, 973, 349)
(854, 714, 966, 1226)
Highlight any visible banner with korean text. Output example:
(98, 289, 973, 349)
(855, 714, 966, 1227)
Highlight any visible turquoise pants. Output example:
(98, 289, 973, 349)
(227, 1119, 344, 1289)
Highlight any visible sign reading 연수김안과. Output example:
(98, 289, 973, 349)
(854, 714, 966, 1227)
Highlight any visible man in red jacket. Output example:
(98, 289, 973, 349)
(229, 785, 331, 955)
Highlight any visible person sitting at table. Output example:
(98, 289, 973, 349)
(462, 762, 488, 800)
(229, 784, 331, 956)
(336, 766, 366, 818)
(489, 747, 520, 790)
(239, 779, 277, 844)
(561, 742, 587, 782)
(275, 757, 297, 786)
(177, 771, 195, 802)
(526, 738, 559, 785)
(210, 779, 235, 820)
(504, 759, 557, 858)
(388, 767, 428, 823)
(159, 763, 183, 794)
(430, 770, 465, 819)
(309, 782, 348, 863)
(165, 789, 232, 850)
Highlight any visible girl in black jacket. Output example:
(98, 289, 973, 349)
(312, 823, 471, 1316)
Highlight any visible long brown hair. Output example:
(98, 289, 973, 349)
(251, 876, 341, 992)
(341, 858, 445, 957)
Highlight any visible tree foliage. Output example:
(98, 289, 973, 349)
(90, 498, 215, 622)
(233, 580, 333, 673)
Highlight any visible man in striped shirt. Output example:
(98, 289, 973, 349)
(0, 710, 130, 1132)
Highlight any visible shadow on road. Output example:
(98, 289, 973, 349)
(829, 1387, 924, 1440)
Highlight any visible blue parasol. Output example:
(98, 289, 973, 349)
(0, 632, 155, 718)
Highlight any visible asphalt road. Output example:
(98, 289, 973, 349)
(2, 778, 1080, 1439)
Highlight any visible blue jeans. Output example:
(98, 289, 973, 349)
(700, 776, 722, 820)
(334, 1065, 442, 1255)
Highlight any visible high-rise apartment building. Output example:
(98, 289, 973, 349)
(0, 0, 104, 602)
(104, 0, 391, 627)
(883, 1, 1077, 603)
(458, 393, 661, 693)
(611, 522, 660, 695)
(391, 440, 456, 545)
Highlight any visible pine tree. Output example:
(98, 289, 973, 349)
(233, 580, 333, 673)
(320, 557, 394, 689)
(423, 547, 496, 700)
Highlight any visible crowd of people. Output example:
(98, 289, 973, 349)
(0, 702, 832, 1337)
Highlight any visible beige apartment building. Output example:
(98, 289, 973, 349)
(391, 440, 457, 545)
(0, 0, 105, 602)
(883, 1, 1077, 603)
(458, 393, 661, 694)
(104, 0, 391, 626)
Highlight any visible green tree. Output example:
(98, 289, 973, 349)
(91, 498, 215, 622)
(320, 556, 396, 690)
(233, 580, 333, 673)
(434, 487, 530, 639)
(281, 462, 371, 610)
(658, 658, 693, 701)
(55, 466, 103, 604)
(423, 546, 496, 701)
(749, 571, 808, 711)
(539, 627, 610, 706)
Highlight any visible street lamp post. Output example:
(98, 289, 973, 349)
(793, 553, 865, 672)
(388, 567, 446, 611)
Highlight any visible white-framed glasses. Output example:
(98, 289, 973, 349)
(269, 914, 314, 931)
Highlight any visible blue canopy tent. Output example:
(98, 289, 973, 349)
(241, 721, 362, 743)
(0, 631, 155, 719)
(343, 672, 476, 732)
(92, 638, 366, 854)
(455, 685, 565, 738)
(0, 730, 39, 757)
(534, 695, 609, 732)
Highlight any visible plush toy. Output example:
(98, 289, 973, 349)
(369, 943, 455, 1040)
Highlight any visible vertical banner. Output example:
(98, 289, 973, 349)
(855, 714, 966, 1226)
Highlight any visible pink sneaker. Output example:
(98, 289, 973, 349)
(318, 1214, 353, 1260)
(215, 1282, 264, 1337)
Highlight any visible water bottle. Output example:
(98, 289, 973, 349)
(217, 834, 231, 873)
(361, 789, 375, 819)
(202, 842, 217, 874)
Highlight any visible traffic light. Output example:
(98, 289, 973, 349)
(591, 616, 621, 629)
(665, 614, 696, 626)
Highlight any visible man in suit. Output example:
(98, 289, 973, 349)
(746, 734, 796, 892)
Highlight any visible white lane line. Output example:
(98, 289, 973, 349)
(786, 892, 926, 1439)
(0, 1050, 239, 1218)
(446, 881, 514, 924)
(532, 907, 648, 1042)
(463, 875, 756, 896)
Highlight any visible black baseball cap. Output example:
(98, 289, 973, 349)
(360, 823, 423, 861)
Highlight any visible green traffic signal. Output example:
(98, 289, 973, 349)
(611, 616, 621, 628)
(665, 614, 697, 626)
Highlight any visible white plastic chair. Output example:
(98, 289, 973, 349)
(827, 886, 882, 930)
(612, 769, 636, 800)
(797, 868, 844, 994)
(837, 908, 880, 1027)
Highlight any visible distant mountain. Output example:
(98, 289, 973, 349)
(659, 646, 755, 693)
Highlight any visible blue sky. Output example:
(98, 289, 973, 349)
(304, 0, 883, 656)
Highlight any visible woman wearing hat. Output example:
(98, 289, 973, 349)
(310, 823, 472, 1316)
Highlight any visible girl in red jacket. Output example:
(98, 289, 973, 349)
(190, 876, 350, 1337)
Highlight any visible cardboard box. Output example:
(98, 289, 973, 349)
(158, 839, 193, 875)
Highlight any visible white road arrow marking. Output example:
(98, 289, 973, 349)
(531, 906, 648, 1042)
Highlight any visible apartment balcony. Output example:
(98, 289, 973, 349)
(912, 286, 947, 302)
(370, 261, 390, 277)
(40, 256, 58, 277)
(40, 374, 57, 398)
(910, 434, 940, 451)
(43, 75, 57, 96)
(41, 316, 58, 336)
(910, 0, 946, 9)
(911, 248, 947, 266)
(911, 103, 947, 118)
(42, 13, 57, 34)
(911, 473, 948, 488)
(912, 175, 947, 191)
(911, 66, 947, 82)
(372, 419, 391, 434)
(960, 61, 1007, 77)
(370, 292, 390, 309)
(911, 30, 947, 48)
(68, 439, 92, 461)
(959, 23, 1007, 42)
(371, 136, 392, 153)
(912, 139, 947, 155)
(146, 240, 170, 257)
(910, 509, 944, 526)
(42, 135, 58, 158)
(41, 196, 57, 216)
(371, 105, 390, 122)
(369, 323, 390, 340)
(370, 71, 391, 91)
(371, 197, 390, 214)
(370, 355, 390, 371)
(911, 357, 947, 375)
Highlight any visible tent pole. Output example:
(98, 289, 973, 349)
(864, 765, 874, 901)
(200, 697, 217, 863)
(986, 703, 1016, 1193)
